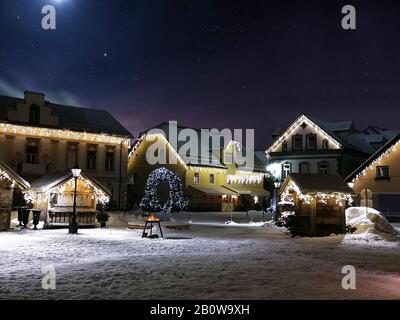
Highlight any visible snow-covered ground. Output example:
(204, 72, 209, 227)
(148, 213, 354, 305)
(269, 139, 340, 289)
(0, 212, 399, 300)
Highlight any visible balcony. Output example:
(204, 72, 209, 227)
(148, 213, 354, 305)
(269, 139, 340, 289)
(22, 163, 46, 175)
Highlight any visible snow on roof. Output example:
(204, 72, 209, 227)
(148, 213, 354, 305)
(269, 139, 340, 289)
(0, 161, 30, 189)
(282, 173, 354, 194)
(26, 170, 111, 195)
(0, 94, 132, 137)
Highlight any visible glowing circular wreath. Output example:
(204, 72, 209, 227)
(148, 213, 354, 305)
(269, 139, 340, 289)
(140, 167, 189, 213)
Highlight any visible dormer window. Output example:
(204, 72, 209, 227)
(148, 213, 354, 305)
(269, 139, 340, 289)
(292, 135, 303, 151)
(282, 141, 288, 151)
(306, 134, 317, 150)
(29, 104, 40, 125)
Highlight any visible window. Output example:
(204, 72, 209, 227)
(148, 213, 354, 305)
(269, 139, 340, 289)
(105, 151, 115, 171)
(282, 163, 292, 179)
(67, 143, 78, 168)
(282, 141, 288, 151)
(299, 162, 309, 174)
(318, 162, 329, 174)
(323, 139, 329, 150)
(194, 172, 200, 183)
(87, 150, 97, 170)
(224, 152, 233, 164)
(306, 134, 317, 150)
(210, 174, 215, 184)
(29, 104, 40, 125)
(26, 146, 39, 164)
(292, 135, 303, 151)
(376, 166, 390, 180)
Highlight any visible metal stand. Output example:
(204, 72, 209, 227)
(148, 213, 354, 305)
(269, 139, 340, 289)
(142, 221, 164, 238)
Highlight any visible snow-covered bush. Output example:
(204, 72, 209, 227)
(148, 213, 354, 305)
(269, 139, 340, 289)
(276, 211, 296, 236)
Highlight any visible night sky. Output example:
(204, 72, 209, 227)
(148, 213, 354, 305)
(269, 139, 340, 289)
(1, 0, 400, 148)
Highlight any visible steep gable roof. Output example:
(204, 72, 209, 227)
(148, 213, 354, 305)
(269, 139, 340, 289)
(0, 161, 30, 190)
(346, 133, 400, 182)
(281, 173, 353, 195)
(266, 114, 343, 154)
(0, 94, 132, 137)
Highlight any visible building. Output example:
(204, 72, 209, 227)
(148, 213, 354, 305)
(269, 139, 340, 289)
(279, 173, 353, 236)
(23, 170, 111, 228)
(265, 114, 399, 182)
(0, 161, 30, 231)
(0, 91, 132, 208)
(127, 122, 269, 212)
(346, 133, 400, 220)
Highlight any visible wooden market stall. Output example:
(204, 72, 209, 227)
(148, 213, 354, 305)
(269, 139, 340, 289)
(279, 173, 353, 236)
(0, 161, 30, 231)
(23, 170, 111, 228)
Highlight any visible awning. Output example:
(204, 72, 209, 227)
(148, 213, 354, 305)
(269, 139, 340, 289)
(188, 185, 238, 196)
(223, 186, 270, 197)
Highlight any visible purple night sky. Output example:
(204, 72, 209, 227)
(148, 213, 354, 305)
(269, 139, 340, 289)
(1, 0, 400, 148)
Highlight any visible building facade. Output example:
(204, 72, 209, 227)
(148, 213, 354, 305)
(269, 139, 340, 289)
(265, 114, 399, 183)
(127, 123, 269, 212)
(0, 91, 132, 208)
(346, 133, 400, 220)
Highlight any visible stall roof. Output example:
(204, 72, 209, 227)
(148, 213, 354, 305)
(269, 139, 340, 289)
(281, 173, 353, 195)
(0, 161, 30, 189)
(188, 185, 238, 196)
(26, 170, 111, 196)
(223, 186, 270, 197)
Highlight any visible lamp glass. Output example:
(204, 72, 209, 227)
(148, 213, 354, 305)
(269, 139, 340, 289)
(71, 168, 81, 178)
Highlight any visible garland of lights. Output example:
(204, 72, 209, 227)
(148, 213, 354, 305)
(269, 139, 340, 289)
(0, 122, 130, 147)
(140, 167, 189, 214)
(351, 140, 399, 183)
(266, 115, 341, 156)
(227, 172, 265, 184)
(281, 181, 353, 207)
(24, 175, 110, 206)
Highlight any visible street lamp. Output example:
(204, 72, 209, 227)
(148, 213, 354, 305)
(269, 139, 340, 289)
(273, 179, 281, 219)
(69, 164, 81, 234)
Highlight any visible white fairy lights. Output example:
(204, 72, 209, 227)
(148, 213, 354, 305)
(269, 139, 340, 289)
(266, 114, 342, 155)
(227, 171, 265, 184)
(281, 181, 353, 207)
(0, 122, 130, 147)
(350, 140, 400, 183)
(24, 175, 110, 206)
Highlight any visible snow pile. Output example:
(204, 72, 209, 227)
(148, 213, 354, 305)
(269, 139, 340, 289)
(346, 207, 400, 241)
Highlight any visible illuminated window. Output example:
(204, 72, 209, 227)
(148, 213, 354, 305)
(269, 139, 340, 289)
(282, 163, 292, 179)
(376, 166, 390, 180)
(194, 172, 200, 183)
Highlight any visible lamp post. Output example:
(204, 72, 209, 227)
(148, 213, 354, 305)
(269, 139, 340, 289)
(69, 164, 81, 234)
(273, 179, 281, 220)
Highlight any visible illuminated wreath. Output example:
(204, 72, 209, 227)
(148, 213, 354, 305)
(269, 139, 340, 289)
(140, 167, 189, 213)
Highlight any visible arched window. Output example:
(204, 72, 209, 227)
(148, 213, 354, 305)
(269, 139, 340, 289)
(29, 104, 40, 125)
